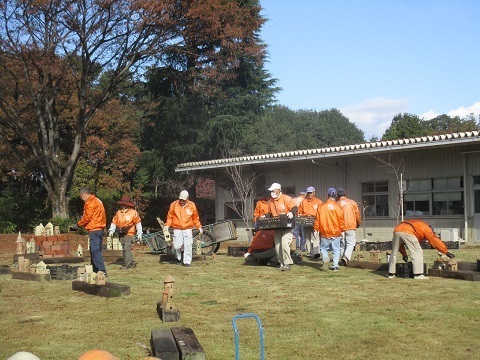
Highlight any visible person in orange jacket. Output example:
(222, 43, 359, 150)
(244, 230, 277, 265)
(78, 187, 107, 275)
(164, 190, 203, 267)
(298, 186, 322, 257)
(388, 219, 455, 279)
(266, 182, 297, 271)
(108, 195, 143, 270)
(314, 188, 345, 271)
(253, 190, 271, 229)
(336, 188, 361, 265)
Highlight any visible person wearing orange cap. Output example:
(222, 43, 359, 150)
(108, 195, 143, 269)
(78, 187, 107, 275)
(265, 182, 297, 271)
(165, 190, 203, 267)
(388, 219, 455, 279)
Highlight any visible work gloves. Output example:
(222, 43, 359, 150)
(199, 227, 204, 234)
(286, 212, 294, 219)
(244, 252, 251, 259)
(137, 233, 142, 242)
(445, 251, 455, 259)
(402, 255, 409, 262)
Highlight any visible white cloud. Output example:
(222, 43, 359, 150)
(340, 97, 409, 140)
(421, 102, 480, 120)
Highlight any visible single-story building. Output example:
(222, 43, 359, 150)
(176, 131, 480, 244)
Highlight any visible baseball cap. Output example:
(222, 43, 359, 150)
(179, 190, 189, 200)
(268, 182, 281, 191)
(300, 188, 307, 195)
(337, 187, 345, 196)
(327, 187, 337, 197)
(306, 186, 315, 193)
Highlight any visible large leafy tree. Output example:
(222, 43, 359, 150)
(382, 113, 480, 140)
(0, 0, 262, 218)
(138, 0, 275, 196)
(382, 113, 429, 140)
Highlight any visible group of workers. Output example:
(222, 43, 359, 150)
(77, 188, 202, 274)
(246, 182, 456, 278)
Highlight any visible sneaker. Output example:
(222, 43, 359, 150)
(387, 273, 395, 279)
(414, 274, 429, 280)
(281, 265, 291, 271)
(176, 259, 182, 265)
(330, 266, 339, 272)
(313, 253, 321, 259)
(184, 263, 191, 267)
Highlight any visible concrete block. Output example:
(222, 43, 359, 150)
(150, 328, 179, 360)
(157, 302, 180, 322)
(72, 281, 131, 297)
(171, 327, 205, 360)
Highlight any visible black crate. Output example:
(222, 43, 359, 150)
(420, 240, 432, 249)
(227, 246, 249, 256)
(295, 216, 314, 228)
(377, 241, 392, 251)
(395, 262, 427, 278)
(256, 215, 295, 230)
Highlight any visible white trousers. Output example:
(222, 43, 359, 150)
(173, 229, 193, 265)
(340, 230, 357, 260)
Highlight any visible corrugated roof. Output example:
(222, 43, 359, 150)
(175, 131, 480, 172)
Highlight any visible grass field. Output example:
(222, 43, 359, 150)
(1, 240, 479, 360)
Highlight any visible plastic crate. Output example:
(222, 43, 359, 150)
(256, 215, 295, 230)
(295, 216, 315, 227)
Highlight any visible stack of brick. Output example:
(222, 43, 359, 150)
(33, 234, 73, 259)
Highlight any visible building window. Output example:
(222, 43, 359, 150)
(361, 181, 389, 217)
(404, 177, 463, 216)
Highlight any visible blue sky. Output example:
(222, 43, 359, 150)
(259, 0, 480, 140)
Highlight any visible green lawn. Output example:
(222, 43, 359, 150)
(1, 245, 479, 359)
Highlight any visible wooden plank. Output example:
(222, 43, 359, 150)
(171, 327, 205, 360)
(41, 257, 85, 264)
(150, 328, 179, 360)
(72, 280, 131, 297)
(12, 272, 50, 282)
(157, 302, 181, 322)
(346, 260, 389, 271)
(428, 269, 480, 281)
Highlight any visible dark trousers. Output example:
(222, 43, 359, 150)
(89, 230, 106, 274)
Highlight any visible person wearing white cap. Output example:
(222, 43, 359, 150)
(164, 190, 203, 267)
(298, 186, 323, 257)
(265, 182, 298, 271)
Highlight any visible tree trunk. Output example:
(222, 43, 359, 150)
(50, 183, 70, 219)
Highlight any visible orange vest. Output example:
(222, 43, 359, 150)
(248, 230, 275, 252)
(337, 196, 361, 230)
(165, 200, 202, 230)
(394, 219, 447, 254)
(299, 197, 322, 216)
(268, 193, 296, 216)
(111, 208, 142, 236)
(314, 198, 345, 238)
(78, 195, 106, 232)
(253, 199, 270, 221)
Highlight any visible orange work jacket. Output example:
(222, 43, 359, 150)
(337, 196, 361, 230)
(78, 195, 106, 232)
(248, 230, 275, 253)
(268, 193, 296, 216)
(165, 200, 202, 230)
(394, 219, 448, 255)
(314, 198, 345, 238)
(298, 196, 323, 216)
(253, 199, 270, 222)
(111, 208, 142, 236)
